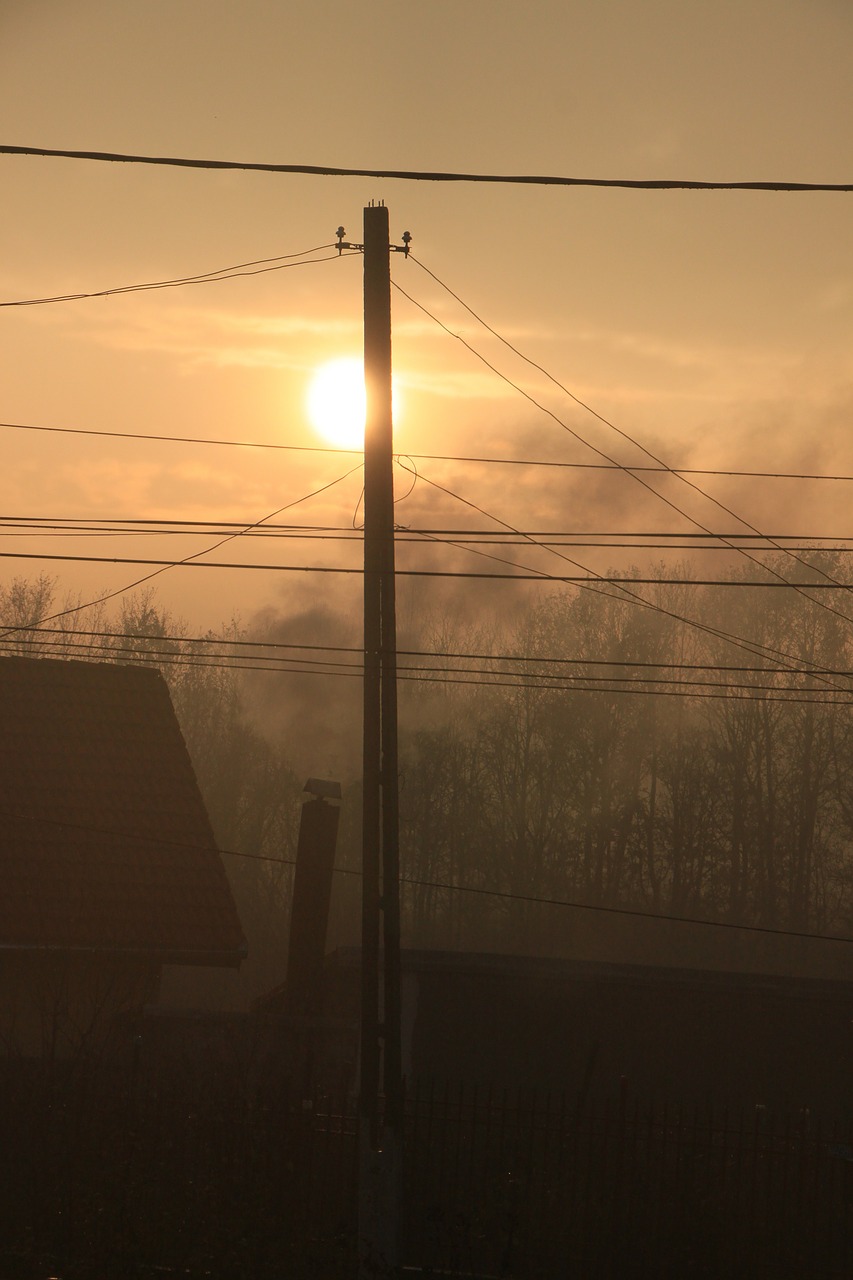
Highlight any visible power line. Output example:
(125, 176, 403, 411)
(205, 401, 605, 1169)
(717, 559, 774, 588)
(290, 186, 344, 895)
(4, 638, 853, 705)
(7, 545, 853, 588)
(5, 514, 853, 546)
(4, 806, 852, 946)
(398, 875, 853, 945)
(3, 144, 851, 192)
(9, 623, 853, 679)
(8, 524, 853, 555)
(6, 629, 848, 694)
(400, 463, 853, 694)
(8, 483, 829, 711)
(406, 258, 853, 629)
(0, 245, 341, 307)
(0, 623, 362, 656)
(8, 621, 853, 683)
(398, 275, 853, 639)
(0, 462, 363, 641)
(5, 419, 853, 485)
(405, 529, 853, 541)
(253, 840, 853, 940)
(97, 351, 833, 707)
(4, 236, 847, 691)
(0, 419, 359, 456)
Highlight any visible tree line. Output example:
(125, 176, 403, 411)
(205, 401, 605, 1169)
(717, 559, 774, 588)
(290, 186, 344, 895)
(394, 553, 853, 959)
(4, 555, 853, 993)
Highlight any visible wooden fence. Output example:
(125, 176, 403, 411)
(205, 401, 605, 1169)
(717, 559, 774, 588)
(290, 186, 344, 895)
(1, 1060, 851, 1277)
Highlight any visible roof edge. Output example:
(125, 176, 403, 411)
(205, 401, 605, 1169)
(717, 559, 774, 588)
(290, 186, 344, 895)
(0, 942, 247, 968)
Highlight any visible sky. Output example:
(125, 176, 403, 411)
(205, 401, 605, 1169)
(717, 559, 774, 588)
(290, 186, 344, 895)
(1, 0, 852, 755)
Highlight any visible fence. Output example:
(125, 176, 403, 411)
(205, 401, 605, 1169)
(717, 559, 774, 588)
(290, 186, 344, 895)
(1, 1059, 851, 1278)
(404, 1080, 853, 1277)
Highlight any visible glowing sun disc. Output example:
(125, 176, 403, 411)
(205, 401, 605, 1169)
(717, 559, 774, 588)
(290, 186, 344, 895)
(307, 357, 366, 449)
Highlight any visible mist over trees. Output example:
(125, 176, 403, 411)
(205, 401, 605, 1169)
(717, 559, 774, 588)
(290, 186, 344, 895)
(4, 555, 853, 1000)
(397, 553, 853, 960)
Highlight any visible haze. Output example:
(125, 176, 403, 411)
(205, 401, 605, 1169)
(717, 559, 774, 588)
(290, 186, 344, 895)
(0, 0, 851, 719)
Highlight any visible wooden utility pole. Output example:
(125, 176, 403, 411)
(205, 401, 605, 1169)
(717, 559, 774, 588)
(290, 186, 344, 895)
(340, 202, 409, 1275)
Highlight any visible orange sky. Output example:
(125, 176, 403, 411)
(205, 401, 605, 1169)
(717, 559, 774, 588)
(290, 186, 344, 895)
(1, 0, 852, 643)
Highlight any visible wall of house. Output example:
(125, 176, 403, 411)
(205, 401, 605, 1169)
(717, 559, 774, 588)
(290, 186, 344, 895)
(0, 952, 160, 1060)
(406, 965, 853, 1115)
(257, 949, 853, 1115)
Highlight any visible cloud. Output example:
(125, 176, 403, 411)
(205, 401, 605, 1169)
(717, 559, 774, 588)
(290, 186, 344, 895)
(243, 596, 363, 780)
(73, 303, 360, 371)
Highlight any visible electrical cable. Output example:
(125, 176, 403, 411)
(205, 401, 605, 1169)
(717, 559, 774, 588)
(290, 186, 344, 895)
(395, 874, 853, 945)
(5, 419, 853, 485)
(406, 259, 853, 627)
(399, 463, 853, 693)
(7, 622, 853, 679)
(4, 806, 853, 946)
(3, 638, 852, 705)
(6, 545, 853, 589)
(3, 144, 852, 192)
(5, 513, 853, 546)
(0, 245, 342, 307)
(396, 278, 853, 645)
(0, 461, 364, 641)
(5, 629, 848, 694)
(5, 516, 853, 562)
(0, 419, 360, 455)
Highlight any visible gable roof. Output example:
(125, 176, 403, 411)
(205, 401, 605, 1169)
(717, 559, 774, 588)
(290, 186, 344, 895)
(0, 655, 245, 965)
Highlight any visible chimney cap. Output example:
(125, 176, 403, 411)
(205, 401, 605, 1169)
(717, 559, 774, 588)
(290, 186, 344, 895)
(304, 777, 342, 801)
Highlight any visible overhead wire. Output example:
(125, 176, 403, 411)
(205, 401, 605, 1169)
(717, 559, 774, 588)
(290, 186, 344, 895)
(4, 514, 853, 549)
(3, 155, 850, 939)
(3, 157, 849, 603)
(7, 544, 853, 589)
(0, 419, 360, 455)
(3, 144, 852, 192)
(0, 647, 843, 703)
(395, 277, 853, 644)
(5, 629, 850, 695)
(2, 368, 848, 689)
(4, 625, 853, 705)
(389, 275, 853, 695)
(0, 244, 343, 307)
(4, 805, 853, 947)
(407, 257, 853, 625)
(0, 461, 364, 641)
(398, 462, 853, 693)
(3, 176, 850, 689)
(6, 532, 853, 556)
(4, 418, 853, 485)
(394, 874, 853, 944)
(10, 507, 837, 706)
(7, 622, 853, 679)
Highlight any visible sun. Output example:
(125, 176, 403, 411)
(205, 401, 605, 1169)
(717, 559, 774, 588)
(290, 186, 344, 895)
(306, 357, 404, 450)
(306, 357, 366, 450)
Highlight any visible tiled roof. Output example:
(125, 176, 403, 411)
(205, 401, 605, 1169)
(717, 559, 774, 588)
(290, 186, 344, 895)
(0, 656, 245, 964)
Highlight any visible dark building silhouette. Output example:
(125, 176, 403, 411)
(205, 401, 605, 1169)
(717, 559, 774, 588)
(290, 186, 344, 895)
(258, 946, 853, 1116)
(0, 655, 245, 1056)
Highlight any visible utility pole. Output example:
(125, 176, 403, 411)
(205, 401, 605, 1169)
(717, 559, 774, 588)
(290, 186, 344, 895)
(338, 204, 410, 1276)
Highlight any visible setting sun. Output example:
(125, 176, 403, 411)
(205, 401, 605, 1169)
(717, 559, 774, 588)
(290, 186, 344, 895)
(306, 357, 366, 449)
(306, 357, 404, 450)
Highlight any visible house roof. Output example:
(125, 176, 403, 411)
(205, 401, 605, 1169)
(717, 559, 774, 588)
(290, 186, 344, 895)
(0, 655, 245, 965)
(319, 946, 853, 1000)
